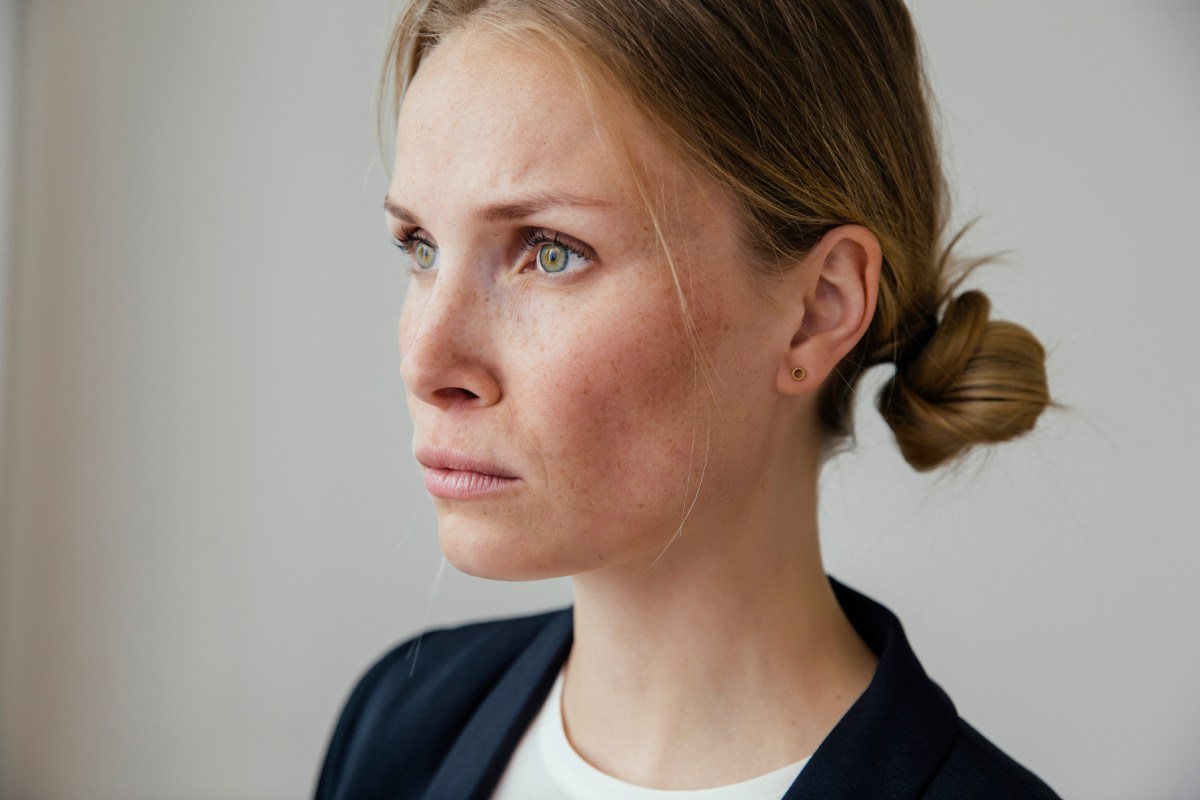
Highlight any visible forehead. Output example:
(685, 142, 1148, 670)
(391, 26, 724, 224)
(393, 28, 620, 201)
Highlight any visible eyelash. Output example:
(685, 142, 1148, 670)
(391, 227, 594, 274)
(518, 228, 594, 270)
(391, 230, 435, 257)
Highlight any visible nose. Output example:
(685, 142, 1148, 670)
(399, 268, 502, 410)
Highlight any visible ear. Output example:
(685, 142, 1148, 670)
(776, 225, 881, 395)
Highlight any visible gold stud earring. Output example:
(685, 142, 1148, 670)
(791, 366, 807, 382)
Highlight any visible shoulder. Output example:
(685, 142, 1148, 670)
(314, 608, 570, 800)
(925, 718, 1061, 799)
(820, 579, 1061, 799)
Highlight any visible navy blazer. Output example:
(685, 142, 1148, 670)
(315, 580, 1060, 799)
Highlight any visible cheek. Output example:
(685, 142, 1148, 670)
(513, 285, 701, 513)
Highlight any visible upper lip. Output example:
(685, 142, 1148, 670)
(415, 445, 519, 479)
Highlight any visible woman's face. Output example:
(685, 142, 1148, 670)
(389, 28, 800, 580)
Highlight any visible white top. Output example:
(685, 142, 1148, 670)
(491, 669, 809, 800)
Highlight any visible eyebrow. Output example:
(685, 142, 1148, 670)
(383, 191, 614, 226)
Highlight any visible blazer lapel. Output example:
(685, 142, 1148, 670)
(423, 609, 573, 800)
(782, 581, 960, 800)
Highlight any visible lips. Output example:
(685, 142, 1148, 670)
(415, 445, 520, 500)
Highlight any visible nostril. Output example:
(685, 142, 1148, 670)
(433, 386, 480, 403)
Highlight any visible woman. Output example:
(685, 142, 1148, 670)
(317, 1, 1058, 797)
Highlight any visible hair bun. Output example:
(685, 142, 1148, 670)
(878, 289, 1050, 471)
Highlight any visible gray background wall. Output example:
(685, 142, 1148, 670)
(1, 1, 1197, 798)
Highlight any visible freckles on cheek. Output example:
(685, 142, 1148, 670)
(517, 292, 699, 492)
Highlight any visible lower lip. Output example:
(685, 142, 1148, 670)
(423, 468, 520, 500)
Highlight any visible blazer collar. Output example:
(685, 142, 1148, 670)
(782, 580, 959, 799)
(424, 609, 573, 799)
(426, 579, 958, 800)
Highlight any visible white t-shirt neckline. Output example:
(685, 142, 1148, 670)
(492, 667, 810, 800)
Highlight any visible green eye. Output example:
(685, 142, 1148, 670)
(537, 243, 569, 273)
(413, 241, 437, 270)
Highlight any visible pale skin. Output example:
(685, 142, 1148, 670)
(388, 27, 882, 790)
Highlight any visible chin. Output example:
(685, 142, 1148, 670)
(436, 516, 573, 582)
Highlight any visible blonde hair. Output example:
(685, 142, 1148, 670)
(380, 0, 1051, 472)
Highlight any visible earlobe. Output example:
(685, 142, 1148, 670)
(776, 225, 881, 396)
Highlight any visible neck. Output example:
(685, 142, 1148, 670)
(561, 446, 877, 790)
